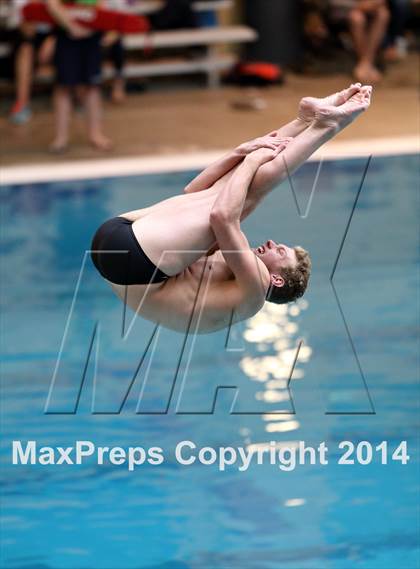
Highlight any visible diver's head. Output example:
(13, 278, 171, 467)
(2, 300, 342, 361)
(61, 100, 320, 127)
(254, 241, 311, 304)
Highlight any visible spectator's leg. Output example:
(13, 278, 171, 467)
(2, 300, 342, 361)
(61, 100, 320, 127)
(349, 6, 387, 83)
(110, 38, 126, 104)
(73, 85, 87, 112)
(348, 9, 368, 60)
(348, 8, 372, 82)
(10, 42, 34, 123)
(82, 33, 112, 149)
(51, 31, 78, 151)
(15, 43, 33, 108)
(36, 36, 56, 83)
(37, 35, 56, 67)
(365, 4, 390, 72)
(50, 86, 72, 152)
(85, 86, 112, 150)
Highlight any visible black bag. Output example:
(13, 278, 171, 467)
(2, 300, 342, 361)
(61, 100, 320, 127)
(150, 0, 197, 30)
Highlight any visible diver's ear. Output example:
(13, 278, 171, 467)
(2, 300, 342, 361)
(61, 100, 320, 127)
(271, 274, 284, 288)
(278, 246, 287, 258)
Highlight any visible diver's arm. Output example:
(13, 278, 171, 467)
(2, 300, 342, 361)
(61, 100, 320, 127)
(184, 136, 289, 194)
(211, 148, 281, 224)
(184, 150, 245, 194)
(209, 151, 277, 300)
(269, 119, 309, 139)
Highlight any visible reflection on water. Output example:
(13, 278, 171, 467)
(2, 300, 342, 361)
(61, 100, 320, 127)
(284, 498, 306, 507)
(240, 300, 310, 442)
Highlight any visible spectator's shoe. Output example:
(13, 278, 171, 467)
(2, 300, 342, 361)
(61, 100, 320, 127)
(9, 103, 32, 125)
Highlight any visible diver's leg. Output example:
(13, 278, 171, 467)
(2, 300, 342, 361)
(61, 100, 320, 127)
(241, 87, 372, 219)
(185, 83, 361, 194)
(274, 83, 362, 136)
(130, 188, 224, 276)
(184, 136, 290, 194)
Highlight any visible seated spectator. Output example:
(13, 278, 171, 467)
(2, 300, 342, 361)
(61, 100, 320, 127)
(46, 0, 112, 152)
(8, 0, 55, 124)
(329, 0, 390, 82)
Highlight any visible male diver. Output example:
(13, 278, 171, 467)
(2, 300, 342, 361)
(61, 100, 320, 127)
(91, 84, 372, 333)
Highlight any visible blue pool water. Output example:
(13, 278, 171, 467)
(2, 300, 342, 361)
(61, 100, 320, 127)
(1, 154, 419, 569)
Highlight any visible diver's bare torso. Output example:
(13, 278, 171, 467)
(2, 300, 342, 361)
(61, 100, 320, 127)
(110, 250, 264, 334)
(109, 168, 266, 334)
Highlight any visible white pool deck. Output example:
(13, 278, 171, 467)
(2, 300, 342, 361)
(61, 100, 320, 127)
(1, 135, 418, 186)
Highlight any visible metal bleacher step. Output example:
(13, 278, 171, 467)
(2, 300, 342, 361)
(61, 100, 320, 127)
(103, 53, 236, 79)
(134, 0, 232, 14)
(124, 25, 256, 50)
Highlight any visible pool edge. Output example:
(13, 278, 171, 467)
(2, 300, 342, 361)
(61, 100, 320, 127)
(1, 135, 418, 185)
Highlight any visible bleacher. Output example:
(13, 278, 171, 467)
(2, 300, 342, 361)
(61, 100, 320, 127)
(0, 0, 257, 88)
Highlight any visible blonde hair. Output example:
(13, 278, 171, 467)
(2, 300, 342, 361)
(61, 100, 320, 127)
(266, 246, 312, 304)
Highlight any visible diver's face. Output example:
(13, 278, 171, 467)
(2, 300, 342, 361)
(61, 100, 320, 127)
(254, 240, 297, 274)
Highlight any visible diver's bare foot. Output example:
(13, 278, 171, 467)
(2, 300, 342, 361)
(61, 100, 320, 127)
(313, 85, 373, 131)
(298, 83, 362, 124)
(89, 133, 113, 151)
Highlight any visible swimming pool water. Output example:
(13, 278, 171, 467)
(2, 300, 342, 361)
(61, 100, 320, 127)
(1, 155, 419, 569)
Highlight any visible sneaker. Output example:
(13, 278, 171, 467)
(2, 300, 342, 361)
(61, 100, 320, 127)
(9, 103, 32, 125)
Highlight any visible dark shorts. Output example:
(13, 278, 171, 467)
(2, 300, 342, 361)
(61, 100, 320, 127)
(54, 31, 102, 86)
(90, 217, 169, 286)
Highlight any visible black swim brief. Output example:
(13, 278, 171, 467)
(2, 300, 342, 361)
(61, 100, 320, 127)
(91, 217, 169, 286)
